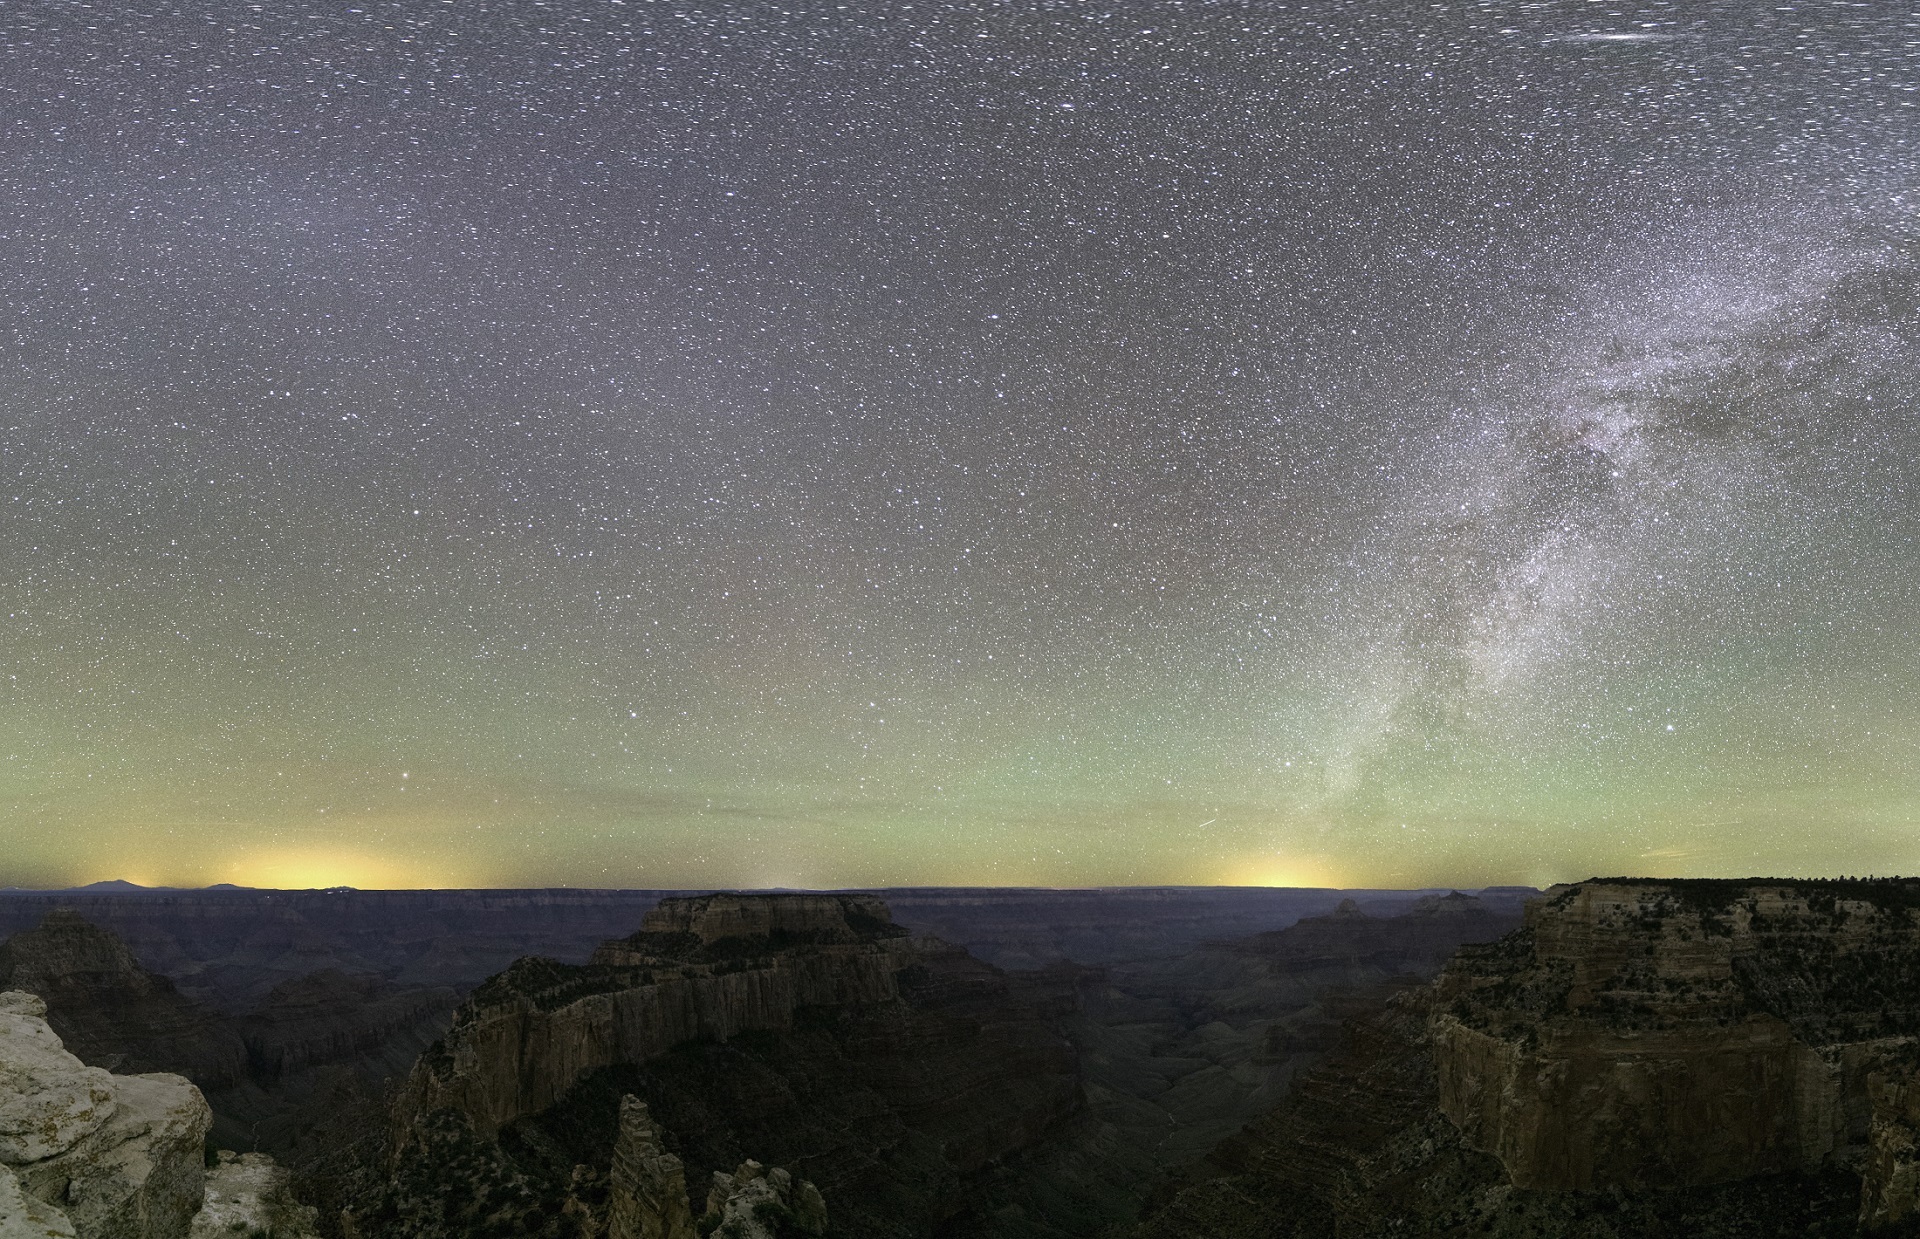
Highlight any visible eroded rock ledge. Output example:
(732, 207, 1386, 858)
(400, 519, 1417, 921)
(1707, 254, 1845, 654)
(1431, 879, 1920, 1227)
(0, 991, 320, 1239)
(0, 991, 209, 1239)
(400, 894, 929, 1135)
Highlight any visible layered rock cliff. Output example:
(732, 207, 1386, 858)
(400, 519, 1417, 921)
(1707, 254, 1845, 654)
(1432, 880, 1920, 1198)
(1133, 878, 1920, 1238)
(362, 893, 1079, 1239)
(399, 894, 929, 1136)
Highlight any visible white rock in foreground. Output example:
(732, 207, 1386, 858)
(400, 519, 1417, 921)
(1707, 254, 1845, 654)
(0, 1164, 75, 1239)
(189, 1151, 318, 1239)
(0, 992, 209, 1239)
(0, 994, 115, 1165)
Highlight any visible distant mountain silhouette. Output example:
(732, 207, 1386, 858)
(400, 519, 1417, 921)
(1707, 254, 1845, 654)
(68, 879, 165, 891)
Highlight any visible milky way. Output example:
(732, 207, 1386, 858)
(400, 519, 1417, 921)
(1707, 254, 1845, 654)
(1, 0, 1915, 889)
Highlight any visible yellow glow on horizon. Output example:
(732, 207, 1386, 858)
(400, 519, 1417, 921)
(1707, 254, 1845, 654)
(1222, 854, 1345, 890)
(220, 845, 484, 891)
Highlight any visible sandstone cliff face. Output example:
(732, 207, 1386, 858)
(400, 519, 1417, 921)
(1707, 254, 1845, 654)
(0, 991, 210, 1239)
(1431, 880, 1920, 1198)
(401, 894, 923, 1136)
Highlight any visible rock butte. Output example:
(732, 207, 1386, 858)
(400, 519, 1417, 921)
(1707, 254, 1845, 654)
(1434, 880, 1920, 1226)
(367, 891, 1079, 1236)
(401, 893, 998, 1135)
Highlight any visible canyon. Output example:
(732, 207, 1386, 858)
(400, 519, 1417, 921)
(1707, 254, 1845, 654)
(0, 880, 1634, 1237)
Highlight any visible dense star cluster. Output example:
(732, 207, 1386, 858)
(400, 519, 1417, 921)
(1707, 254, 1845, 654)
(0, 0, 1915, 889)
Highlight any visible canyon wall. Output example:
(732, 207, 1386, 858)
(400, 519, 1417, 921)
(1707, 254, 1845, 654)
(1431, 881, 1920, 1196)
(400, 894, 924, 1134)
(1133, 879, 1920, 1237)
(0, 889, 669, 1010)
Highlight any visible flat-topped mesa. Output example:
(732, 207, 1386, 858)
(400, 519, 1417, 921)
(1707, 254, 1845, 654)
(1431, 878, 1920, 1213)
(401, 893, 942, 1136)
(594, 893, 908, 964)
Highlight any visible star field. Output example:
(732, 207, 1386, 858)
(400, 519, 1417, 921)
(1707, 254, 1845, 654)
(1, 0, 1916, 889)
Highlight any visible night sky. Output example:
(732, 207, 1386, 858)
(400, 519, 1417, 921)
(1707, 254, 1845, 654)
(2, 0, 1916, 891)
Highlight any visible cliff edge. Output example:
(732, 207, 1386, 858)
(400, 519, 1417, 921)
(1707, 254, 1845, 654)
(1433, 879, 1920, 1215)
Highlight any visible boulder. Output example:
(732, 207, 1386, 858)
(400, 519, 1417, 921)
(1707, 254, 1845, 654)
(0, 991, 210, 1239)
(0, 1165, 74, 1239)
(188, 1150, 318, 1239)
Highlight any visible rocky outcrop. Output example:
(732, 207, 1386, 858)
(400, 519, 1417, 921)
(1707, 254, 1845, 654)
(604, 1094, 828, 1239)
(1431, 880, 1920, 1200)
(400, 894, 925, 1135)
(188, 1151, 319, 1239)
(698, 1161, 825, 1239)
(608, 1095, 695, 1239)
(364, 893, 1078, 1238)
(0, 991, 210, 1239)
